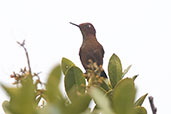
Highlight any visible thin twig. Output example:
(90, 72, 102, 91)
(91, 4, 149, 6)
(17, 40, 32, 74)
(148, 96, 157, 114)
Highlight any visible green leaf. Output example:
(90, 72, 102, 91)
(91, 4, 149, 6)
(64, 66, 86, 101)
(106, 89, 113, 98)
(108, 53, 122, 88)
(113, 78, 136, 114)
(135, 93, 148, 106)
(134, 106, 147, 114)
(46, 65, 63, 103)
(89, 87, 114, 114)
(132, 75, 139, 81)
(46, 65, 66, 113)
(1, 85, 19, 98)
(62, 57, 75, 75)
(2, 101, 11, 114)
(105, 89, 113, 106)
(122, 65, 132, 77)
(2, 76, 36, 114)
(66, 94, 91, 114)
(38, 104, 62, 114)
(100, 79, 111, 92)
(19, 76, 36, 114)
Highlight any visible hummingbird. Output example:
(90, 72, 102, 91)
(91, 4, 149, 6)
(70, 22, 107, 78)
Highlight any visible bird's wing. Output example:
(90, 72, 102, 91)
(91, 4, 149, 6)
(92, 47, 103, 66)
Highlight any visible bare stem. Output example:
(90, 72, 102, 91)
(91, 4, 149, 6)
(148, 96, 157, 114)
(17, 40, 32, 74)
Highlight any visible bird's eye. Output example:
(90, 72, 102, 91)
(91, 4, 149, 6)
(88, 24, 91, 28)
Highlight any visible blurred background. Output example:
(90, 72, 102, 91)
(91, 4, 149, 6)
(0, 0, 171, 113)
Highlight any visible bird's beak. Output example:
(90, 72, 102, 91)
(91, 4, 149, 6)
(69, 22, 79, 27)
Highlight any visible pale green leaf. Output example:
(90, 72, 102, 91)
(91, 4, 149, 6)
(64, 66, 86, 101)
(2, 101, 12, 114)
(134, 106, 147, 114)
(66, 94, 91, 114)
(2, 76, 36, 114)
(108, 53, 122, 88)
(122, 65, 132, 77)
(62, 57, 75, 75)
(132, 75, 139, 81)
(89, 87, 114, 114)
(135, 93, 148, 106)
(113, 78, 136, 114)
(46, 65, 63, 103)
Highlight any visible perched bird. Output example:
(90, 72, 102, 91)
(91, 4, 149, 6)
(70, 22, 107, 78)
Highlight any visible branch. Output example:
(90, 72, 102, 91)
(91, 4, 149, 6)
(17, 40, 32, 74)
(148, 96, 157, 114)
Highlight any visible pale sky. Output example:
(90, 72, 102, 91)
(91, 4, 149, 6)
(0, 0, 171, 113)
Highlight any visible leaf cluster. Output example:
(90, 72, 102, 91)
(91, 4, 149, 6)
(2, 54, 148, 114)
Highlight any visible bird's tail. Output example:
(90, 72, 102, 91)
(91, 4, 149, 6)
(100, 70, 108, 78)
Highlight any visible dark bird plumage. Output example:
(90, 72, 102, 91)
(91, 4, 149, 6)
(70, 22, 107, 78)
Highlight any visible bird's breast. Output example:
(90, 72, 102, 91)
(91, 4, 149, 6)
(79, 39, 103, 68)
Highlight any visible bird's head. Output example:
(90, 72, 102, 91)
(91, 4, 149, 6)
(70, 22, 96, 39)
